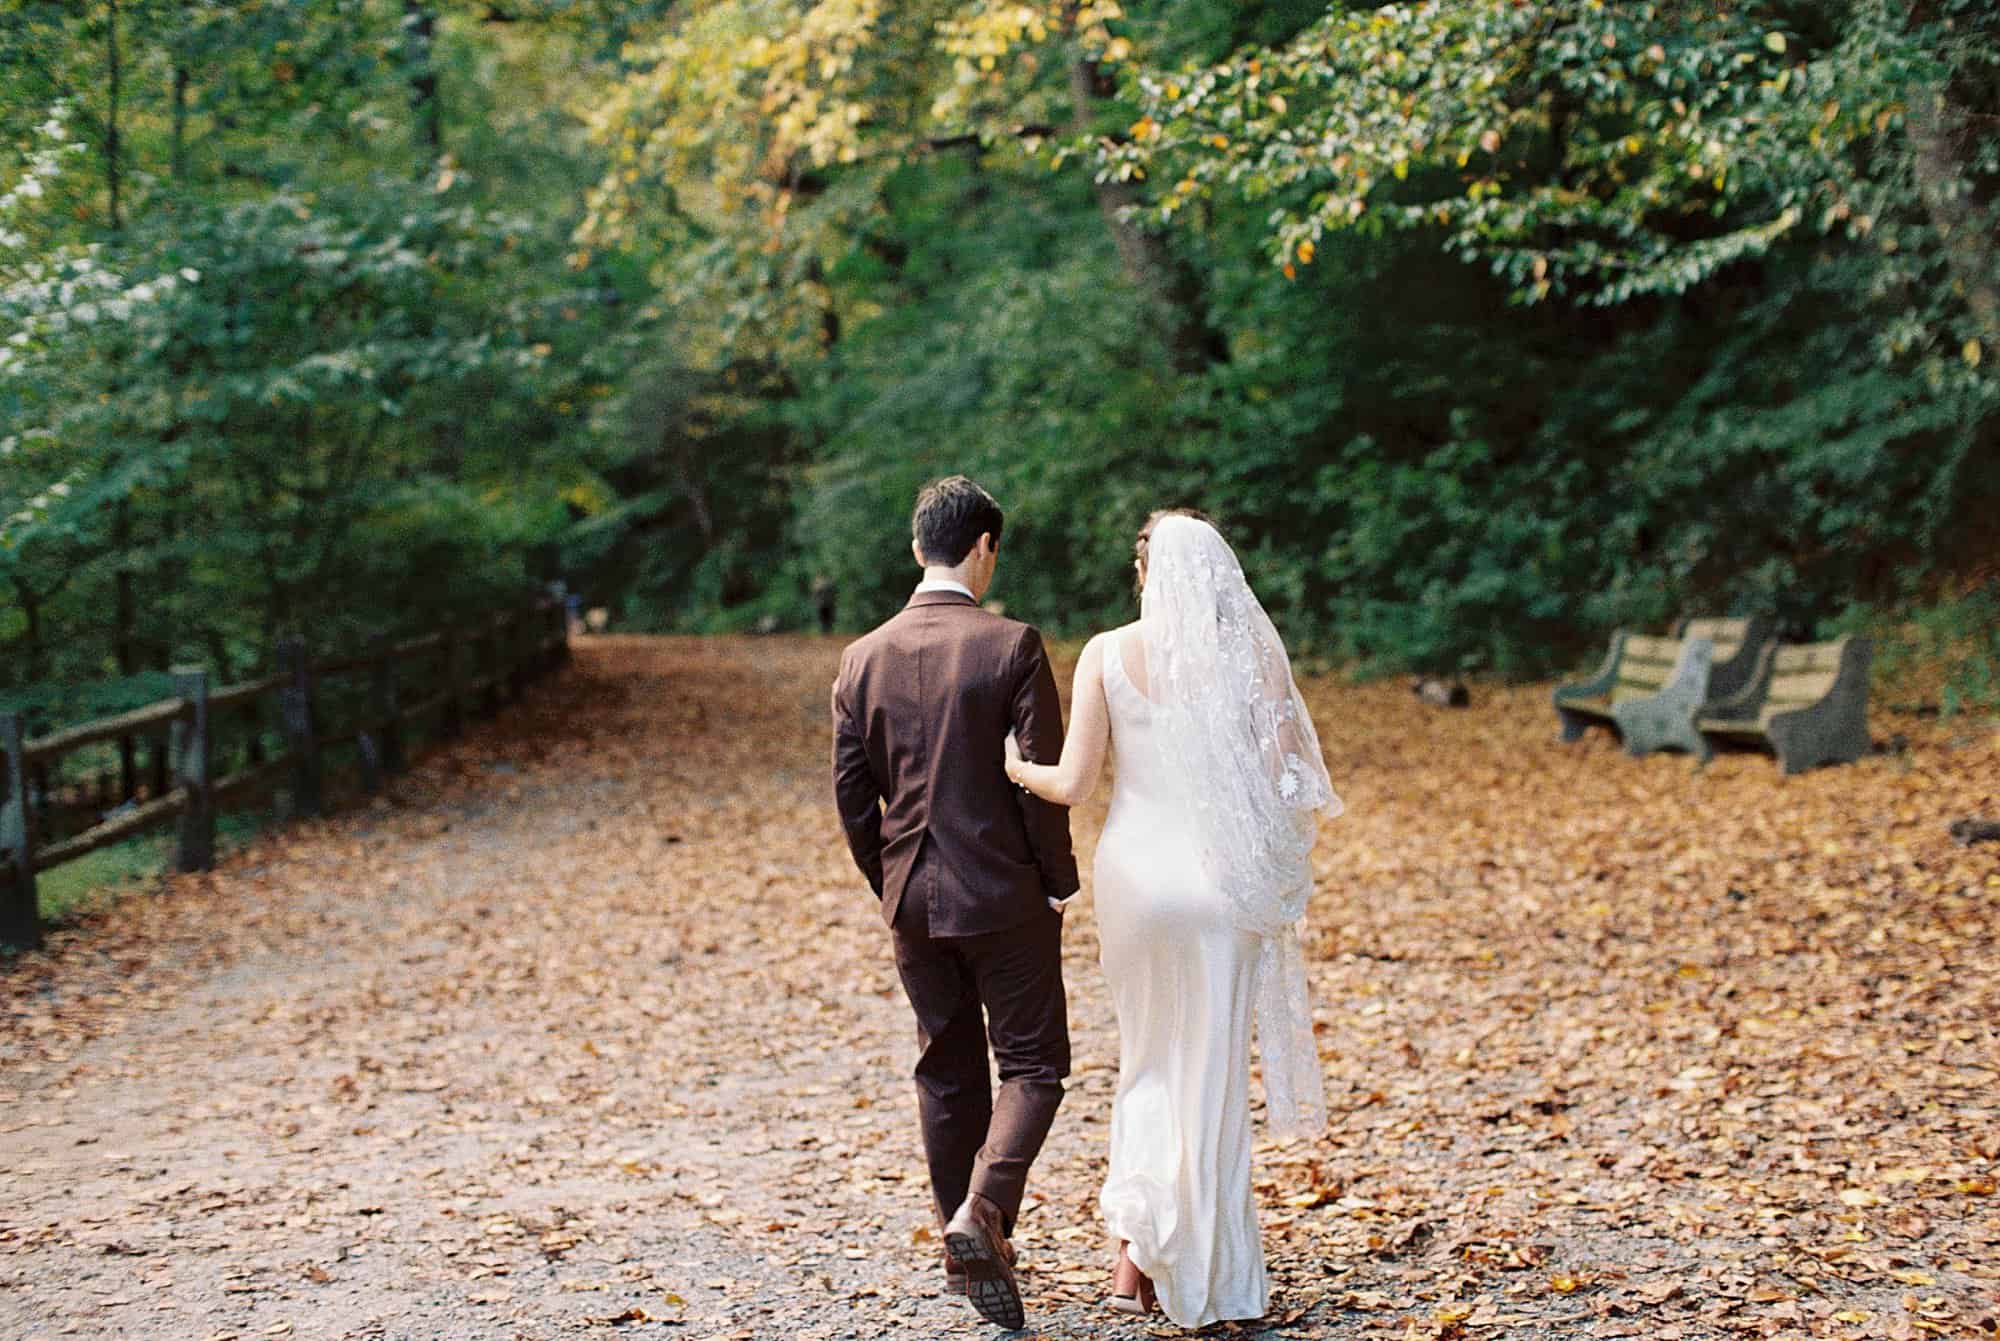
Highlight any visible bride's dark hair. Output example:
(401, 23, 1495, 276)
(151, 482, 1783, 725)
(1134, 507, 1220, 598)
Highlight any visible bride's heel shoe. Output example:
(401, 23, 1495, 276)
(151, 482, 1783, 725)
(1104, 1244, 1158, 1316)
(1104, 1278, 1157, 1316)
(1106, 1291, 1148, 1316)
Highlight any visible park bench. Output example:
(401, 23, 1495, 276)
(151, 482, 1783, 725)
(1552, 632, 1714, 759)
(1696, 636, 1873, 775)
(1670, 615, 1776, 704)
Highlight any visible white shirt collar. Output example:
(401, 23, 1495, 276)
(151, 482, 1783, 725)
(913, 578, 975, 600)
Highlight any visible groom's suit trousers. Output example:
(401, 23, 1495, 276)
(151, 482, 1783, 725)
(891, 876, 1068, 1235)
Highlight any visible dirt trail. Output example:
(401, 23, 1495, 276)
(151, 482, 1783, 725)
(2, 635, 1995, 1341)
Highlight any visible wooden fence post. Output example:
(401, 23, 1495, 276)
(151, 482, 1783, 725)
(28, 723, 51, 842)
(149, 732, 170, 800)
(172, 667, 214, 872)
(508, 609, 530, 699)
(119, 731, 137, 805)
(373, 650, 406, 777)
(241, 698, 265, 771)
(479, 620, 501, 719)
(549, 599, 568, 671)
(441, 625, 464, 739)
(276, 637, 323, 819)
(1, 713, 40, 950)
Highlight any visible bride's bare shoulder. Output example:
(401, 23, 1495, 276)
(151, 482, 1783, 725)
(1081, 623, 1141, 656)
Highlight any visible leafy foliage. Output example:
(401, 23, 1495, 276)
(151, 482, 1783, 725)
(1, 1, 636, 732)
(6, 0, 1998, 718)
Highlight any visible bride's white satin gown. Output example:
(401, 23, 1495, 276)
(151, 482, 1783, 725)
(1093, 636, 1267, 1327)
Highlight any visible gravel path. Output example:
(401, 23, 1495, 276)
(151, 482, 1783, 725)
(2, 635, 1994, 1341)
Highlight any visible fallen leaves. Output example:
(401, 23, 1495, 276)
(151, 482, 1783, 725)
(0, 635, 1994, 1339)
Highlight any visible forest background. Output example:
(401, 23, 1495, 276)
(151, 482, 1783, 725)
(4, 0, 1998, 735)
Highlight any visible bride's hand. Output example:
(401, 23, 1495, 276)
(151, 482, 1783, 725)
(1004, 731, 1024, 782)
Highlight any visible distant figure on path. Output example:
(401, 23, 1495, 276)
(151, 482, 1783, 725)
(1006, 510, 1341, 1327)
(830, 475, 1080, 1330)
(811, 573, 837, 634)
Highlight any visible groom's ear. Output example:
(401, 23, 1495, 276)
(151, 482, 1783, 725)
(911, 537, 927, 568)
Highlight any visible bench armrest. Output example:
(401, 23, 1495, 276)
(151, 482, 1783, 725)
(1553, 630, 1628, 706)
(1706, 615, 1777, 704)
(1763, 637, 1873, 774)
(1703, 639, 1776, 720)
(1609, 636, 1714, 760)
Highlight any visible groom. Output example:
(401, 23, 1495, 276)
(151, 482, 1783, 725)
(830, 475, 1079, 1330)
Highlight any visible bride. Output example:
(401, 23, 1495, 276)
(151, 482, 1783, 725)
(1004, 510, 1342, 1326)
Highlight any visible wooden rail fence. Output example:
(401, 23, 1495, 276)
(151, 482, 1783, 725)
(1, 595, 570, 951)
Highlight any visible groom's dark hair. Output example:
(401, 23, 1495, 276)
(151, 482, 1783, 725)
(912, 475, 1004, 566)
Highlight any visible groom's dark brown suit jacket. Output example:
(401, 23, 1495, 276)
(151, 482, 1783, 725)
(832, 589, 1079, 936)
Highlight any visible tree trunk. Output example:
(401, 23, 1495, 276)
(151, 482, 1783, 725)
(10, 579, 44, 684)
(1908, 89, 2000, 341)
(171, 61, 189, 183)
(1065, 51, 1229, 374)
(113, 499, 137, 799)
(105, 0, 122, 231)
(668, 429, 717, 546)
(405, 0, 443, 169)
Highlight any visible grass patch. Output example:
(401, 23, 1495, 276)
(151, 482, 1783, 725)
(34, 832, 173, 921)
(31, 806, 280, 924)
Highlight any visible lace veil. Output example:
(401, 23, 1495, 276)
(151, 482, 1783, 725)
(1140, 515, 1342, 1138)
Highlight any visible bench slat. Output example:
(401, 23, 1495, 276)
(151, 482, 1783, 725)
(1618, 662, 1676, 678)
(1622, 636, 1685, 662)
(1773, 643, 1845, 673)
(1765, 670, 1839, 712)
(1680, 619, 1747, 660)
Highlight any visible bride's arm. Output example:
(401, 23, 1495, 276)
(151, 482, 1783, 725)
(1006, 635, 1110, 807)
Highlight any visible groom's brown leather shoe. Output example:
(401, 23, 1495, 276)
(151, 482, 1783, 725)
(943, 1193, 1023, 1329)
(943, 1235, 1015, 1297)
